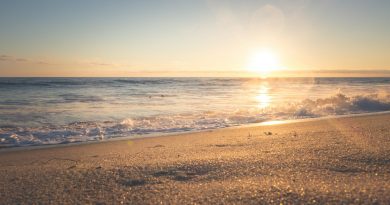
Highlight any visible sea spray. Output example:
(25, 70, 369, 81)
(1, 77, 389, 147)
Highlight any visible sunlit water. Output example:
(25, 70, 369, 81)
(1, 77, 390, 147)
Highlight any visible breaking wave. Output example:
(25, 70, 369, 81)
(283, 93, 390, 117)
(1, 93, 390, 148)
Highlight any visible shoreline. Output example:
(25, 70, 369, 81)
(2, 110, 390, 153)
(1, 112, 389, 204)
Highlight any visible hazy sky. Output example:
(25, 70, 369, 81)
(1, 0, 390, 77)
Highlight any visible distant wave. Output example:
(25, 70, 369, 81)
(0, 81, 53, 87)
(1, 92, 390, 147)
(57, 94, 105, 103)
(114, 79, 176, 85)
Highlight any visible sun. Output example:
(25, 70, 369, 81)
(247, 49, 283, 76)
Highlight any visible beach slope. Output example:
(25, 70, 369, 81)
(1, 114, 390, 204)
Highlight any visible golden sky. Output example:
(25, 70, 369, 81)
(1, 0, 390, 77)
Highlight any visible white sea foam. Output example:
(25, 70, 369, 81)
(285, 93, 390, 117)
(1, 92, 390, 147)
(1, 77, 389, 147)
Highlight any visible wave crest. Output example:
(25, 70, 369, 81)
(284, 93, 390, 117)
(1, 93, 390, 147)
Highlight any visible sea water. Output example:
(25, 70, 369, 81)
(0, 77, 389, 147)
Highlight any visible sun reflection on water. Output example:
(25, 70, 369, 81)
(256, 84, 271, 109)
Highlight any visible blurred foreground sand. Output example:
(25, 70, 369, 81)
(1, 113, 389, 204)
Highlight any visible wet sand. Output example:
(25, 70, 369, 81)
(0, 113, 389, 204)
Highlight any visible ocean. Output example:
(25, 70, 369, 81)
(1, 77, 389, 147)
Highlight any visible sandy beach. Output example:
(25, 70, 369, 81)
(1, 113, 389, 204)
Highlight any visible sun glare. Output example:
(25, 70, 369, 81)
(256, 84, 271, 109)
(247, 49, 283, 76)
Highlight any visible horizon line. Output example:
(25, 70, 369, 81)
(1, 69, 390, 78)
